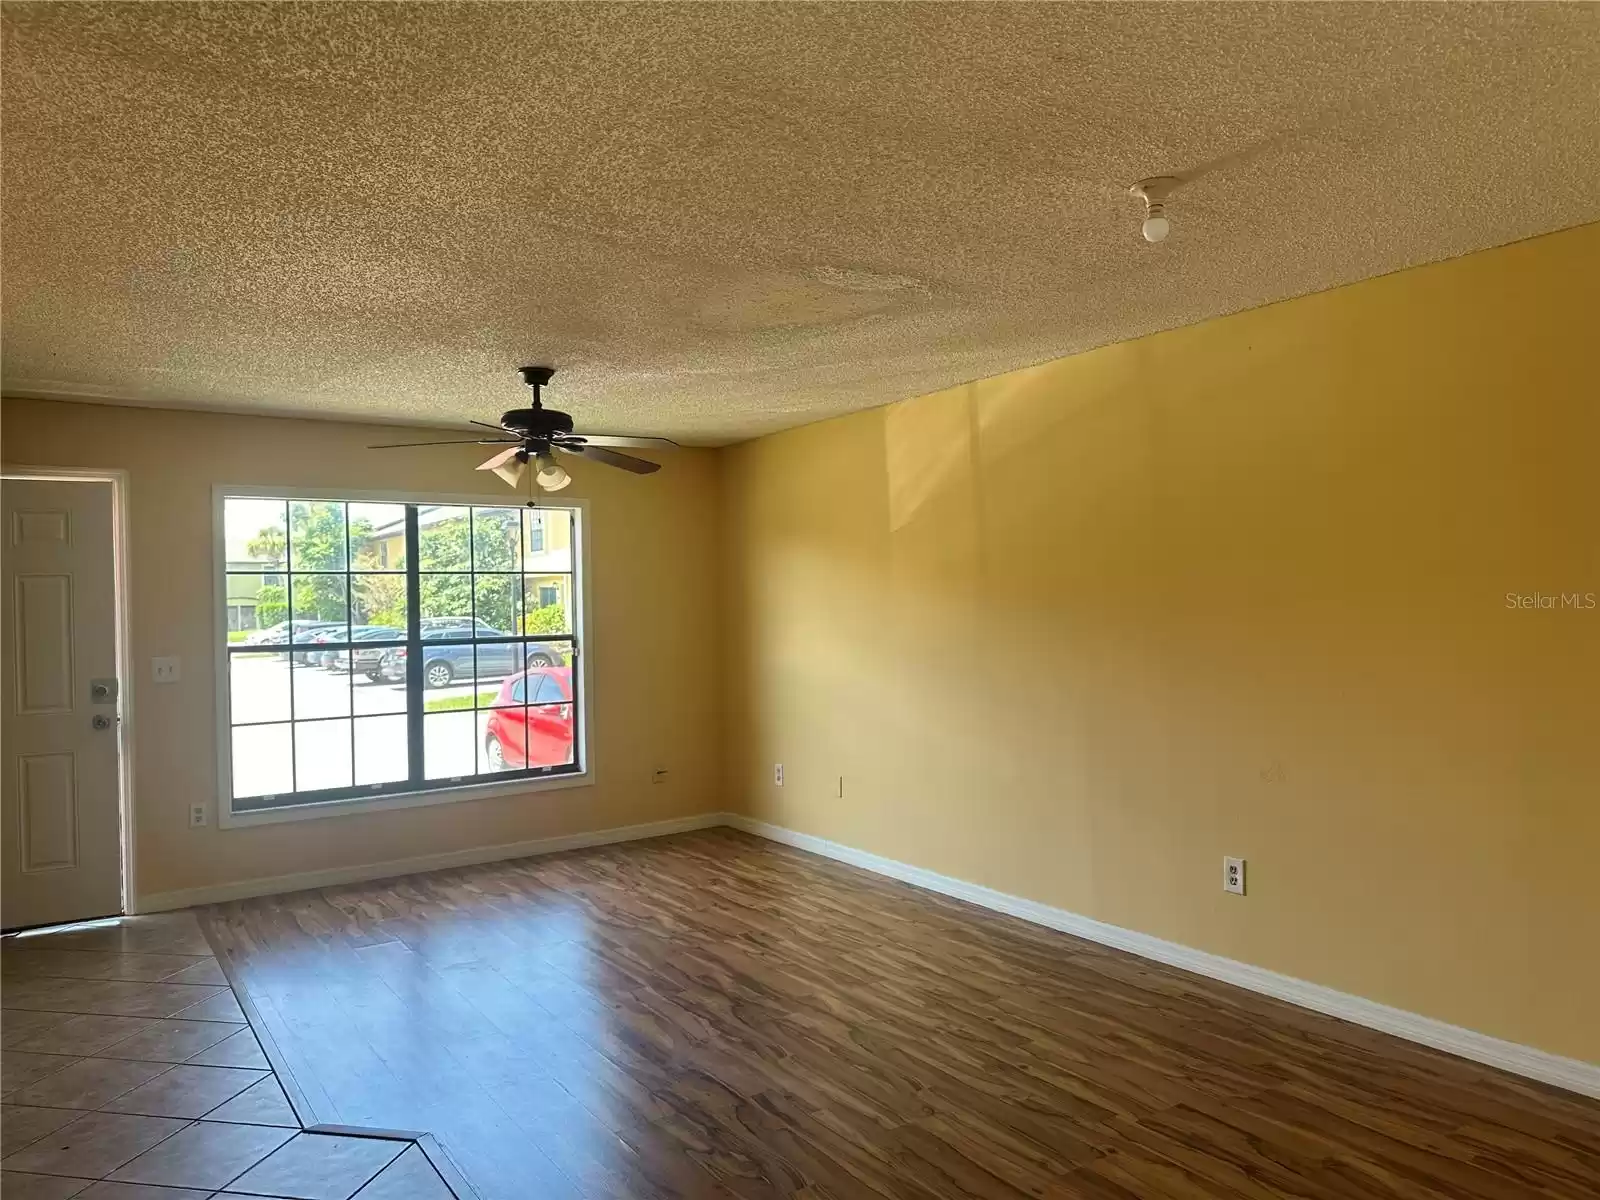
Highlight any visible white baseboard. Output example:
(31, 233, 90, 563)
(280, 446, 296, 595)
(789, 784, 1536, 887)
(725, 814, 1600, 1100)
(135, 812, 727, 912)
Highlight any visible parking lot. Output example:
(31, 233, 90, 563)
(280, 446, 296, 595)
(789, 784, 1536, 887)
(228, 653, 543, 797)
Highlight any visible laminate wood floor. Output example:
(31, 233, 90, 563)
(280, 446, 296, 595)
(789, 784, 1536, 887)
(198, 828, 1600, 1200)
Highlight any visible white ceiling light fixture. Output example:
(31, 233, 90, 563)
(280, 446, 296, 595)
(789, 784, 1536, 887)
(1129, 176, 1180, 243)
(476, 444, 529, 487)
(534, 451, 571, 492)
(469, 444, 529, 488)
(474, 442, 572, 492)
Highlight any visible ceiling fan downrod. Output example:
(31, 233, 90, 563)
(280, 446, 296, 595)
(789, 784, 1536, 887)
(518, 365, 556, 407)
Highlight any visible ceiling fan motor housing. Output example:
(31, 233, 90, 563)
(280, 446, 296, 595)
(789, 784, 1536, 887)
(500, 407, 575, 437)
(504, 365, 573, 439)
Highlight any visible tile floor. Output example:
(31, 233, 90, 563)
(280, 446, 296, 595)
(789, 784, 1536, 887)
(2, 911, 457, 1199)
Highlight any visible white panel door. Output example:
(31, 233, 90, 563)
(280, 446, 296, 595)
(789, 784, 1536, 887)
(2, 477, 122, 929)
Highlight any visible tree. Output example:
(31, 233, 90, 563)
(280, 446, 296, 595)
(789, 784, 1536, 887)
(246, 525, 286, 565)
(280, 502, 352, 623)
(354, 574, 406, 629)
(418, 514, 472, 624)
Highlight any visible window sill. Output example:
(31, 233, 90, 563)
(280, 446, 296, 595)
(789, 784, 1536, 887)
(218, 769, 592, 829)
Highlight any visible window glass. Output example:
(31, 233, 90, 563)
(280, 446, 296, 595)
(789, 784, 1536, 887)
(349, 503, 407, 571)
(352, 575, 407, 630)
(526, 507, 572, 571)
(288, 501, 348, 571)
(472, 507, 521, 571)
(424, 711, 475, 781)
(222, 497, 582, 814)
(474, 575, 520, 634)
(419, 576, 472, 624)
(354, 716, 408, 785)
(522, 575, 571, 637)
(417, 506, 471, 571)
(290, 576, 349, 638)
(224, 498, 287, 569)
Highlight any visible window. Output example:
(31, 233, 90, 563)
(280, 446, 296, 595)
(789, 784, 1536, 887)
(218, 492, 582, 820)
(533, 673, 569, 704)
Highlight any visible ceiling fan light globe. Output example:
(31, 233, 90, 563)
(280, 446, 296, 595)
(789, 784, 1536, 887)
(490, 459, 526, 487)
(534, 453, 572, 492)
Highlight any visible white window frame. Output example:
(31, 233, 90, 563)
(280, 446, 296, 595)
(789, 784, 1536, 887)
(212, 484, 594, 829)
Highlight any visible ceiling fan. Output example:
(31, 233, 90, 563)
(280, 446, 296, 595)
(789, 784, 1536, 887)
(368, 366, 677, 491)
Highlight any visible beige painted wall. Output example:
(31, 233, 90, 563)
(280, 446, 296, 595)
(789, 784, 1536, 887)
(1, 400, 724, 899)
(722, 223, 1600, 1064)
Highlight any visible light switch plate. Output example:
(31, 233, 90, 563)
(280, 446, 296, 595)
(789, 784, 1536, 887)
(152, 656, 181, 683)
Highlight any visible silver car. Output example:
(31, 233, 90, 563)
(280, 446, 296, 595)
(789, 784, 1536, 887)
(323, 626, 405, 676)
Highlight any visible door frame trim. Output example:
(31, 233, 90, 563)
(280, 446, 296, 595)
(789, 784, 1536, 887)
(1, 464, 137, 915)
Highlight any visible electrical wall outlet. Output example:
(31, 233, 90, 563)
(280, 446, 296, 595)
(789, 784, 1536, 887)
(1223, 856, 1246, 895)
(774, 763, 784, 787)
(189, 803, 208, 828)
(152, 656, 181, 684)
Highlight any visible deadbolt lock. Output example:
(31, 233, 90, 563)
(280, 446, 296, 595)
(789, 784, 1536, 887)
(90, 677, 120, 703)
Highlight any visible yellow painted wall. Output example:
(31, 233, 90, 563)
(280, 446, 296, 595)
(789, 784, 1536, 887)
(4, 225, 1595, 1062)
(1, 399, 724, 899)
(722, 223, 1600, 1064)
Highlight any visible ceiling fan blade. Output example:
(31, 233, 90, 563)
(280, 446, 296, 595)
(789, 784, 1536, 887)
(476, 445, 524, 471)
(469, 419, 510, 433)
(368, 438, 514, 449)
(562, 432, 680, 449)
(559, 443, 661, 475)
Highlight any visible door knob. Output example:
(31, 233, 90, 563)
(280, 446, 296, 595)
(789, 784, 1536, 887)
(92, 714, 114, 730)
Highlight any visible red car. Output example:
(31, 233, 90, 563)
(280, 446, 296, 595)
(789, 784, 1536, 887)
(484, 668, 575, 771)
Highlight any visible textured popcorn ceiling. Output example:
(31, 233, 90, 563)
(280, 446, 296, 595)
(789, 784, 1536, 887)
(3, 3, 1598, 444)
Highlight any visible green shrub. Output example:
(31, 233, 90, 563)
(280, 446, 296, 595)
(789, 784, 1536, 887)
(255, 584, 287, 627)
(522, 604, 568, 635)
